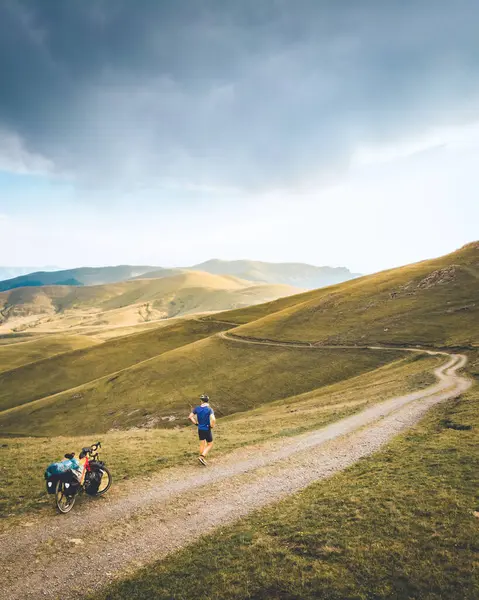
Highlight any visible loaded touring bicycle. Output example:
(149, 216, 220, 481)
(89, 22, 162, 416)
(44, 442, 112, 513)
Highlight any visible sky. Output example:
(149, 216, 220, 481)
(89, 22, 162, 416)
(0, 0, 478, 274)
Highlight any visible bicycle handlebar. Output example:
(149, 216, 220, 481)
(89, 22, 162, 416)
(79, 442, 102, 459)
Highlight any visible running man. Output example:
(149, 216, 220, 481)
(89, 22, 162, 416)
(188, 394, 216, 466)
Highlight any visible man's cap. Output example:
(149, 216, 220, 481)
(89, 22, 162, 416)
(199, 394, 210, 402)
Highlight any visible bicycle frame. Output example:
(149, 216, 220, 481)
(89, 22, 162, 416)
(77, 442, 102, 485)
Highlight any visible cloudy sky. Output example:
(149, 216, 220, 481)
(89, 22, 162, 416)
(0, 0, 478, 273)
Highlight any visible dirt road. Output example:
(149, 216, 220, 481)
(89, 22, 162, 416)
(0, 340, 471, 600)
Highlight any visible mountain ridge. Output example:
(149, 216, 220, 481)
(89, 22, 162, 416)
(189, 259, 361, 288)
(0, 265, 161, 291)
(0, 266, 59, 281)
(0, 260, 360, 292)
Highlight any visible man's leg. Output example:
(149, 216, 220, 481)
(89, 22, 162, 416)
(202, 442, 213, 457)
(198, 437, 208, 466)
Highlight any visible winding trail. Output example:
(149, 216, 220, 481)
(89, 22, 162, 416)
(0, 335, 471, 600)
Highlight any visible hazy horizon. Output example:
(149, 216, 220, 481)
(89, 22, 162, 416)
(1, 1, 478, 273)
(2, 238, 476, 278)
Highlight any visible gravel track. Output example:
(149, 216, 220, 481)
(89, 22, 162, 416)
(0, 341, 471, 600)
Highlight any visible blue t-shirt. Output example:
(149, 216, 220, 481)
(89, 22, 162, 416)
(193, 405, 214, 431)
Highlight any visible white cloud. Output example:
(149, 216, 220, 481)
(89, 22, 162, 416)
(0, 129, 54, 176)
(352, 121, 479, 167)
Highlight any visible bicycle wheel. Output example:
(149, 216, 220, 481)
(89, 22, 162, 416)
(55, 480, 76, 513)
(95, 466, 112, 496)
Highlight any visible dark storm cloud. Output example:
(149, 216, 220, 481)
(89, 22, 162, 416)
(1, 0, 478, 189)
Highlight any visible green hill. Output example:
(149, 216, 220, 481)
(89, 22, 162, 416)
(211, 242, 479, 348)
(0, 318, 230, 413)
(0, 334, 403, 435)
(0, 334, 98, 373)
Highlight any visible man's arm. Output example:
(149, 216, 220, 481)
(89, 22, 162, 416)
(209, 410, 216, 429)
(188, 410, 198, 425)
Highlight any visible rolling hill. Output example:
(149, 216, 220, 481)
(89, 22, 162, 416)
(130, 268, 189, 280)
(189, 259, 361, 288)
(0, 243, 476, 437)
(0, 334, 403, 435)
(0, 333, 98, 373)
(212, 242, 479, 348)
(0, 271, 301, 333)
(0, 318, 231, 413)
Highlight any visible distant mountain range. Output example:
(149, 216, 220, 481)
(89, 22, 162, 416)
(0, 271, 301, 333)
(0, 266, 58, 281)
(0, 265, 161, 292)
(0, 261, 360, 292)
(188, 259, 361, 288)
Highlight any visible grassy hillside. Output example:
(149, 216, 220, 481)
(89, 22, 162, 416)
(0, 332, 39, 345)
(0, 319, 231, 414)
(2, 243, 476, 436)
(0, 271, 300, 333)
(75, 319, 190, 341)
(0, 334, 404, 436)
(190, 259, 360, 288)
(0, 271, 247, 316)
(0, 351, 439, 519)
(212, 242, 479, 347)
(0, 334, 98, 373)
(92, 363, 479, 600)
